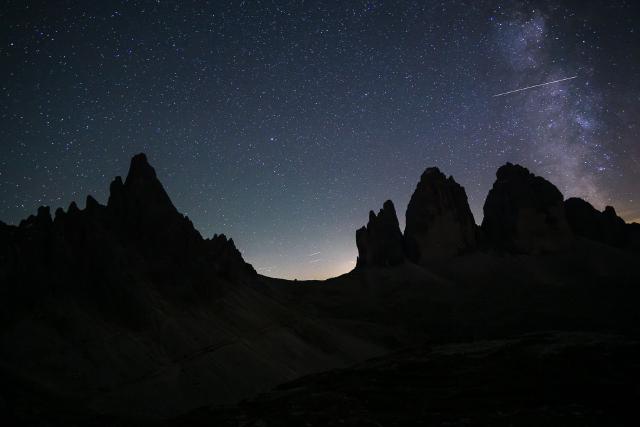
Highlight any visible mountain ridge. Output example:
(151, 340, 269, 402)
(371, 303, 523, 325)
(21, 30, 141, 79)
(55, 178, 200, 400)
(4, 154, 638, 281)
(355, 161, 639, 270)
(1, 153, 640, 423)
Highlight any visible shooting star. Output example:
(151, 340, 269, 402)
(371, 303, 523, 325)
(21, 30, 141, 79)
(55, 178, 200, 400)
(308, 252, 321, 257)
(493, 75, 577, 97)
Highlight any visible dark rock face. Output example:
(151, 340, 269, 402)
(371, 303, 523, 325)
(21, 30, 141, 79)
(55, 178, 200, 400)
(105, 154, 212, 279)
(354, 162, 638, 263)
(404, 167, 477, 265)
(630, 223, 640, 252)
(565, 197, 639, 251)
(108, 154, 252, 277)
(481, 163, 572, 253)
(0, 153, 254, 306)
(356, 200, 405, 268)
(109, 153, 179, 224)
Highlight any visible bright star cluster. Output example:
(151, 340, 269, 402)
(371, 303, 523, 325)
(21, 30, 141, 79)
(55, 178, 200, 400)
(1, 0, 639, 279)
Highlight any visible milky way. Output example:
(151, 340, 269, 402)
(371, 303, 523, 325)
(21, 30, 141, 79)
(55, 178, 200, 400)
(1, 1, 639, 279)
(493, 5, 611, 214)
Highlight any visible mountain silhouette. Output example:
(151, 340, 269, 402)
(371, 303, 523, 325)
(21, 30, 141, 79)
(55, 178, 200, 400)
(355, 200, 405, 267)
(404, 167, 477, 265)
(355, 161, 638, 265)
(1, 154, 639, 424)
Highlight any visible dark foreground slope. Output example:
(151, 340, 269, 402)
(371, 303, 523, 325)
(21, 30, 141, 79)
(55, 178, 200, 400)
(173, 332, 640, 426)
(1, 155, 639, 425)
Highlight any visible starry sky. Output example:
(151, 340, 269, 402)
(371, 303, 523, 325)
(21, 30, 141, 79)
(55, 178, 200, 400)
(2, 0, 639, 279)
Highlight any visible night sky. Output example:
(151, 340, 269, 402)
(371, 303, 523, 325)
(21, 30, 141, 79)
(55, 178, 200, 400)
(2, 0, 639, 279)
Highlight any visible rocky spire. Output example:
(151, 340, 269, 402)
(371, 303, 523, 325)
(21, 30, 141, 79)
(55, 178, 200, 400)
(481, 163, 571, 253)
(404, 167, 477, 265)
(104, 153, 198, 250)
(356, 200, 405, 268)
(126, 153, 160, 184)
(107, 153, 177, 217)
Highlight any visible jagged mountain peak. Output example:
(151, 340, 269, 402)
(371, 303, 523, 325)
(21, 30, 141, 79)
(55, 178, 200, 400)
(125, 153, 157, 184)
(378, 200, 400, 225)
(482, 162, 571, 253)
(356, 200, 405, 268)
(404, 166, 477, 264)
(419, 166, 446, 180)
(2, 153, 255, 299)
(355, 162, 639, 269)
(106, 153, 177, 216)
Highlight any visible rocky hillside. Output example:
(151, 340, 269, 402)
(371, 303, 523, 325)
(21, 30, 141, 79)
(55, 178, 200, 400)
(172, 332, 640, 426)
(0, 154, 387, 421)
(1, 154, 639, 424)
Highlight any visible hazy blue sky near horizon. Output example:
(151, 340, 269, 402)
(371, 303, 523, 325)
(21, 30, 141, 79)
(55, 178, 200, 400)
(2, 0, 639, 279)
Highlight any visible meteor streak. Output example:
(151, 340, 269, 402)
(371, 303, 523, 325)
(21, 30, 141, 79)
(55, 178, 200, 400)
(493, 75, 577, 97)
